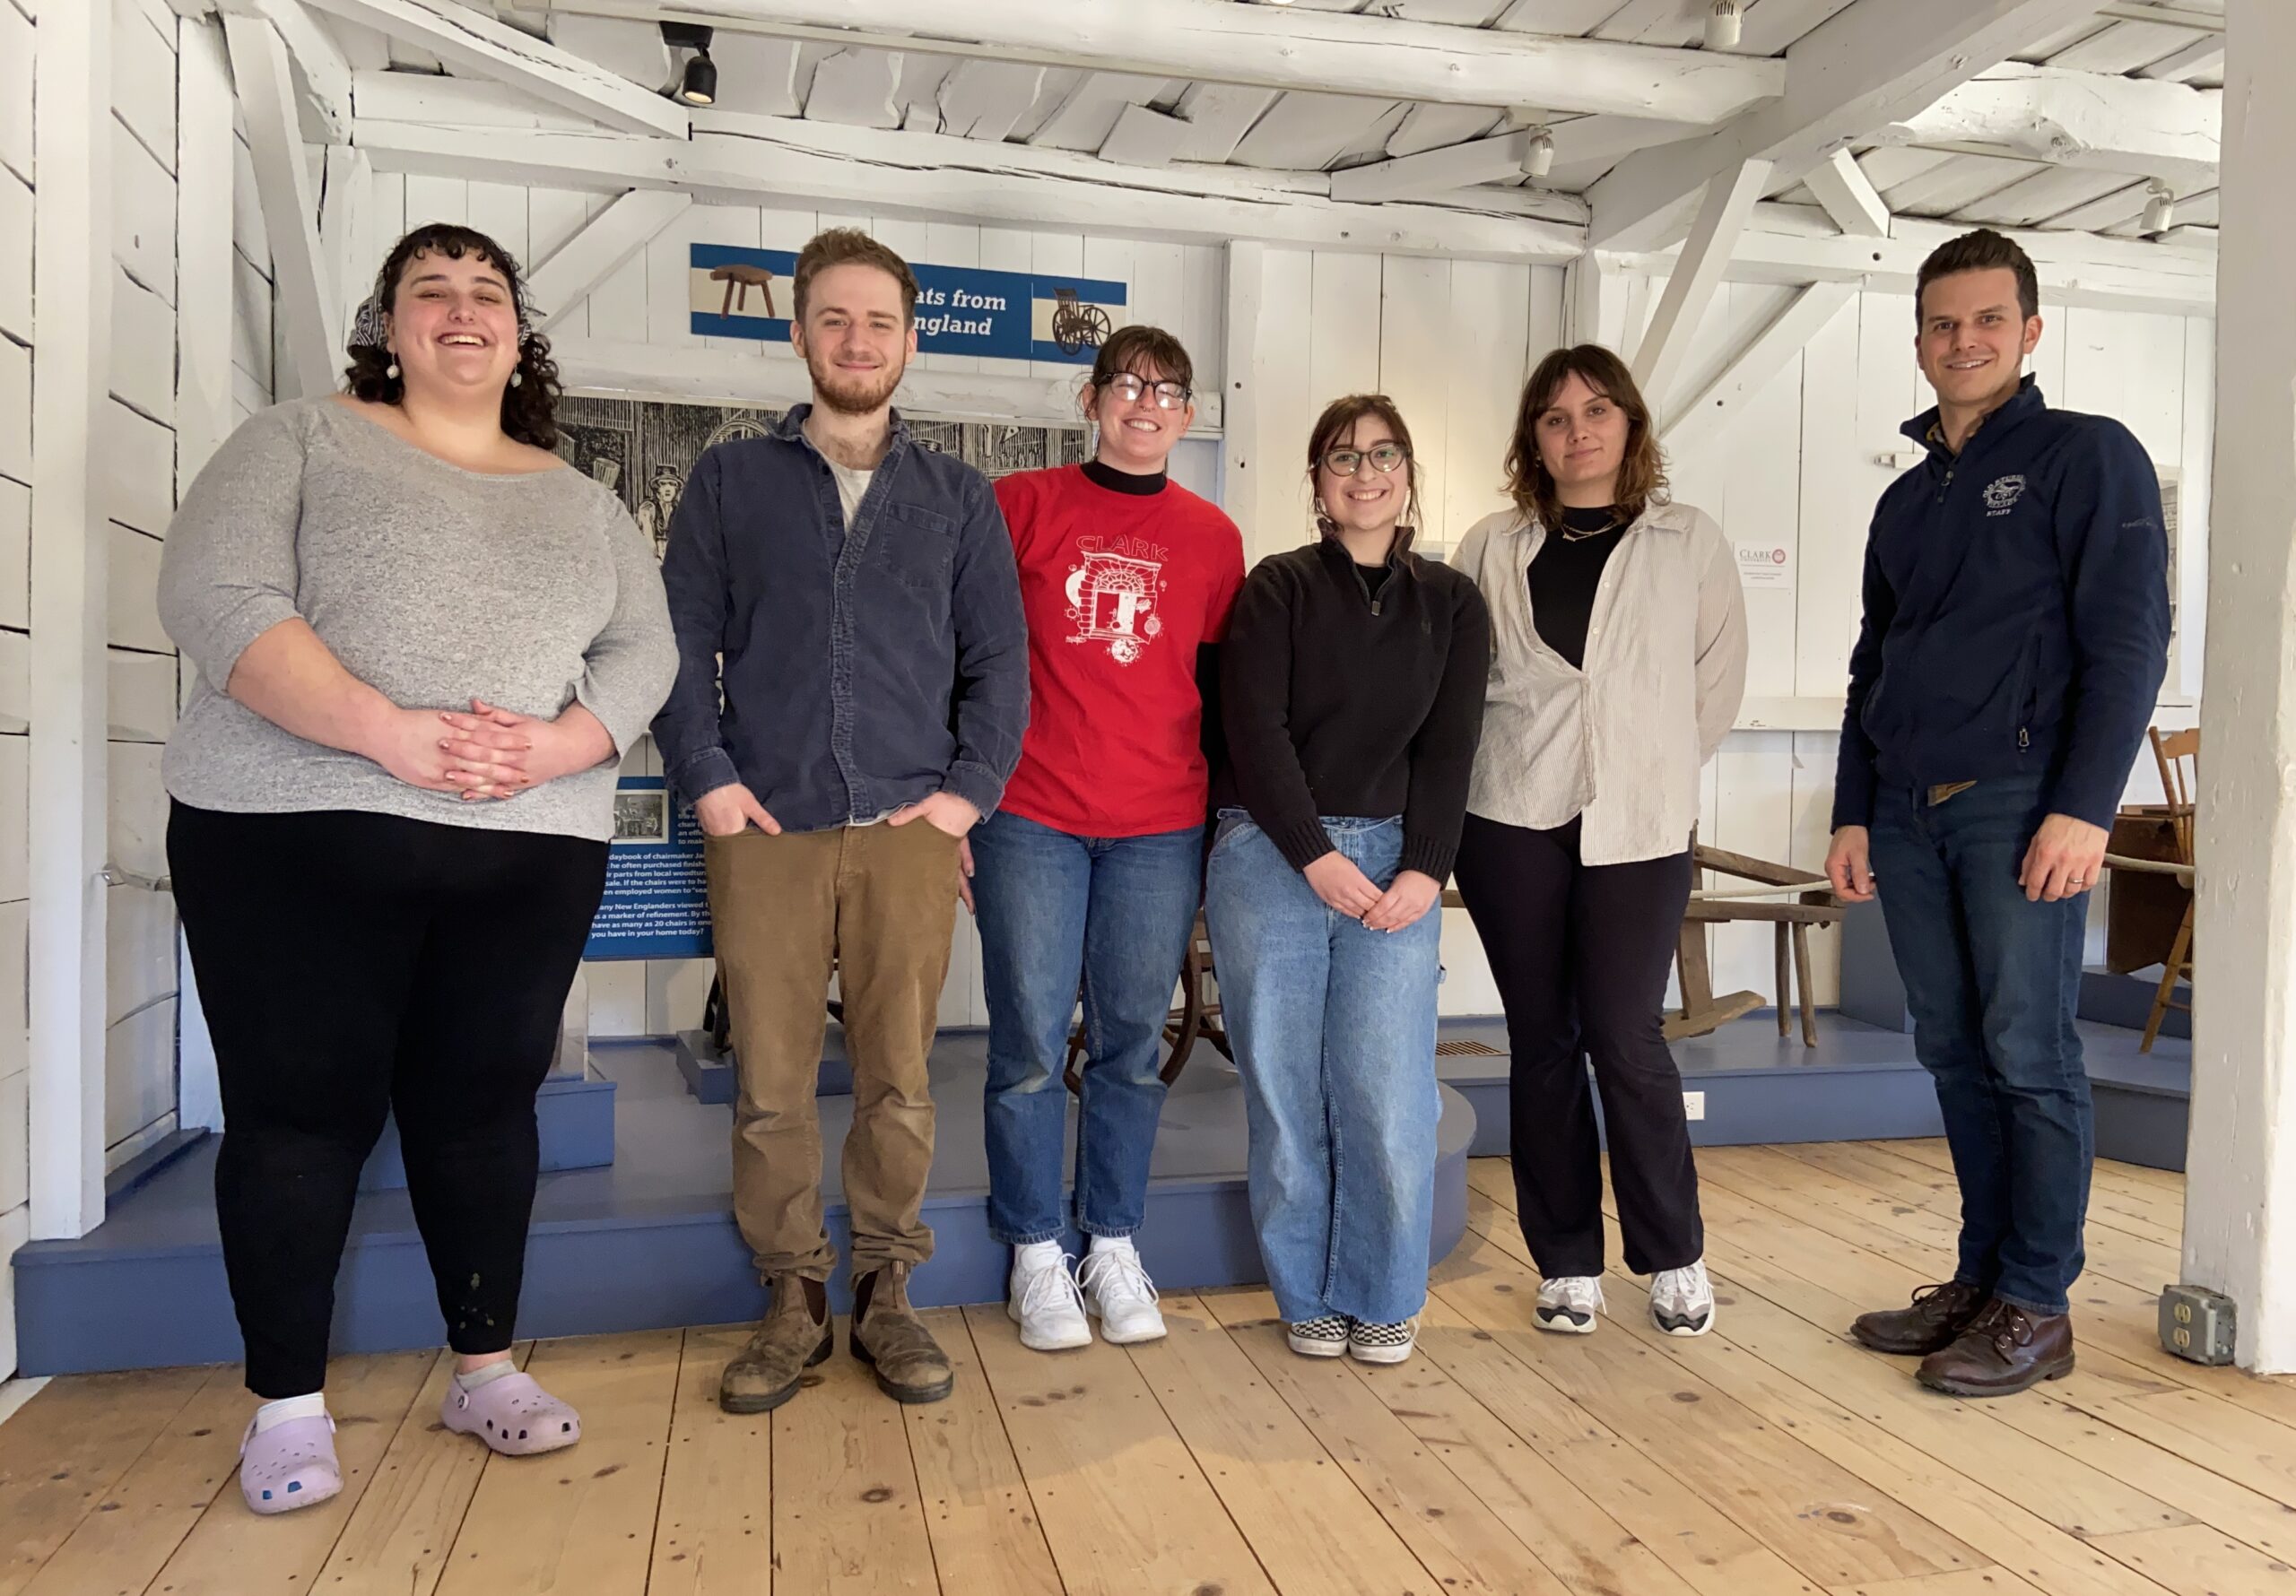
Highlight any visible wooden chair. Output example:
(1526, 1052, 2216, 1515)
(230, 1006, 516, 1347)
(1668, 838, 1846, 1047)
(2141, 726, 2198, 1053)
(1065, 909, 1230, 1093)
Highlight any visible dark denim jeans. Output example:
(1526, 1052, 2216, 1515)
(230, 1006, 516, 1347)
(1204, 811, 1443, 1325)
(1868, 774, 2092, 1316)
(971, 810, 1205, 1245)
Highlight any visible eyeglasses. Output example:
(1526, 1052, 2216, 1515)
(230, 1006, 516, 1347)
(1099, 373, 1193, 410)
(1319, 442, 1409, 477)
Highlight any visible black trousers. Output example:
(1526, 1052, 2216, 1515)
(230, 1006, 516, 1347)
(170, 803, 607, 1399)
(1453, 812, 1702, 1279)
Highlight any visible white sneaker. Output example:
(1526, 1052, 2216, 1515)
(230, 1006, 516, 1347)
(1286, 1315, 1351, 1357)
(1348, 1317, 1419, 1365)
(1078, 1238, 1166, 1344)
(1535, 1275, 1605, 1334)
(1649, 1260, 1716, 1337)
(1006, 1242, 1091, 1351)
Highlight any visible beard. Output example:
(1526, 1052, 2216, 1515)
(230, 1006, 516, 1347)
(807, 347, 905, 416)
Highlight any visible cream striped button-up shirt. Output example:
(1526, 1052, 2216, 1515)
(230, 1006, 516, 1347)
(1450, 500, 1748, 866)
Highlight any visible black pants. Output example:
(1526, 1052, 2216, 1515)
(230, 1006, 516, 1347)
(1453, 812, 1701, 1279)
(170, 804, 607, 1399)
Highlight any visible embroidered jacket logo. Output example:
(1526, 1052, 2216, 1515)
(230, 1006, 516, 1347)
(1982, 474, 2028, 516)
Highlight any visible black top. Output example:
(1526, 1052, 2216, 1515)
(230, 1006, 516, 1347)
(1358, 561, 1393, 602)
(1214, 538, 1492, 880)
(1528, 503, 1627, 672)
(1082, 459, 1165, 496)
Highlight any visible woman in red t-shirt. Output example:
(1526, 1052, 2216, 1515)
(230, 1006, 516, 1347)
(971, 325, 1246, 1354)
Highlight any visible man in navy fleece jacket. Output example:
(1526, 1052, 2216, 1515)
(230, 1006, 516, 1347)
(1825, 229, 2169, 1399)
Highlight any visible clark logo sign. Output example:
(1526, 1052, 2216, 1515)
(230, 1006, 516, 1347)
(688, 244, 1128, 365)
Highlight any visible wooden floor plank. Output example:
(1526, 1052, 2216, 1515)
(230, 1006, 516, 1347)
(2081, 1522, 2296, 1596)
(0, 1363, 209, 1596)
(962, 1302, 1276, 1596)
(1126, 1294, 1443, 1594)
(770, 1322, 943, 1595)
(647, 1327, 769, 1596)
(1196, 1288, 1578, 1595)
(434, 1329, 683, 1596)
(2072, 1387, 2296, 1511)
(1827, 1571, 2052, 1596)
(1364, 1289, 1723, 1596)
(17, 1364, 245, 1596)
(1839, 1142, 2184, 1253)
(903, 1310, 1061, 1596)
(144, 1351, 437, 1596)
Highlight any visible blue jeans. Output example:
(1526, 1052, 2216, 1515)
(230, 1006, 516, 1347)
(1204, 812, 1442, 1325)
(972, 810, 1205, 1245)
(1868, 775, 2092, 1316)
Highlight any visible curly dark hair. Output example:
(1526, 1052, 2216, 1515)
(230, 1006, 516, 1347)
(342, 222, 563, 449)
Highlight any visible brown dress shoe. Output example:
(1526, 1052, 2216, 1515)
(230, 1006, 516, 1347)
(1850, 1279, 1990, 1356)
(718, 1274, 832, 1414)
(1916, 1298, 2074, 1397)
(850, 1263, 954, 1404)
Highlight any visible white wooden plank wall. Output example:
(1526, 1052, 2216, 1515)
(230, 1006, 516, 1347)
(0, 0, 29, 1373)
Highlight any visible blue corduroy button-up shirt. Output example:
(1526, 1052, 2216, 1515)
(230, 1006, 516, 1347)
(651, 405, 1029, 830)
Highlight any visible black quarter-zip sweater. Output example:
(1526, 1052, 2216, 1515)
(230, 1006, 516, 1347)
(1213, 536, 1492, 880)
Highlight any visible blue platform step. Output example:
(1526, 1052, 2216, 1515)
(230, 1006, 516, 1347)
(2078, 965, 2190, 1040)
(360, 1066, 617, 1190)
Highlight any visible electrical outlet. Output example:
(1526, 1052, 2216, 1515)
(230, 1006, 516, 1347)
(2160, 1283, 2237, 1365)
(1683, 1090, 1706, 1122)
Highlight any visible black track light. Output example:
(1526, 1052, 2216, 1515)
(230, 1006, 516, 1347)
(660, 22, 717, 108)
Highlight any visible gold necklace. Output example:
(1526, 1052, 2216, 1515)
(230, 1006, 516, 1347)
(1556, 514, 1622, 542)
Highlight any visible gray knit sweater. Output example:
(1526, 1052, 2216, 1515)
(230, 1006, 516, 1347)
(158, 397, 678, 841)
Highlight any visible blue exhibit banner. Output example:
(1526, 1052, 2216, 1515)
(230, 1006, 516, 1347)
(586, 776, 713, 961)
(687, 243, 1127, 365)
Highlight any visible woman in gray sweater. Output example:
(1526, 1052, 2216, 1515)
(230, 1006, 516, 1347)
(157, 224, 677, 1516)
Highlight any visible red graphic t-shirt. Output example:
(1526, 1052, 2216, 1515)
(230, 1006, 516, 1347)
(993, 465, 1247, 837)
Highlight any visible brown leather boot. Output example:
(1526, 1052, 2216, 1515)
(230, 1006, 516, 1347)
(850, 1263, 954, 1405)
(1850, 1280, 1990, 1356)
(1916, 1298, 2074, 1397)
(718, 1274, 831, 1414)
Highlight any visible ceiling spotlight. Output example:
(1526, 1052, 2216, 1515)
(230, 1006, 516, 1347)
(660, 22, 717, 108)
(1521, 128, 1555, 179)
(1705, 0, 1744, 50)
(2143, 181, 2175, 234)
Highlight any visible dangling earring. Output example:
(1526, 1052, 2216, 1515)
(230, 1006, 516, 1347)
(385, 354, 400, 380)
(509, 369, 524, 389)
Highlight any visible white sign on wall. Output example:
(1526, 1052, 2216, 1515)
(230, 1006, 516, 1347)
(1735, 541, 1794, 590)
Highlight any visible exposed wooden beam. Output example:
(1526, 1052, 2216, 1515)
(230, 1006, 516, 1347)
(1588, 0, 2101, 249)
(936, 60, 1045, 143)
(526, 189, 691, 331)
(352, 66, 604, 130)
(553, 336, 1222, 432)
(1881, 66, 2221, 186)
(298, 0, 690, 136)
(1631, 158, 1771, 408)
(317, 143, 374, 349)
(217, 0, 353, 141)
(1098, 104, 1192, 168)
(227, 13, 340, 395)
(804, 48, 900, 129)
(1329, 130, 1535, 205)
(540, 0, 1784, 124)
(349, 114, 1589, 263)
(2138, 36, 2226, 82)
(1661, 281, 1857, 453)
(1802, 147, 1890, 237)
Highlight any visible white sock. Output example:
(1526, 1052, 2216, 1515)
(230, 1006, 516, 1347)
(1013, 1240, 1064, 1271)
(252, 1392, 327, 1432)
(454, 1357, 517, 1392)
(1088, 1234, 1135, 1255)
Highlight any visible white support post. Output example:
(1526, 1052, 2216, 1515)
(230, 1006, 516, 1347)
(1631, 159, 1770, 410)
(1563, 252, 1621, 347)
(526, 190, 693, 334)
(1803, 148, 1891, 239)
(319, 144, 373, 352)
(1660, 281, 1857, 455)
(2181, 0, 2296, 1375)
(227, 13, 340, 399)
(1220, 241, 1265, 556)
(219, 0, 353, 142)
(28, 0, 114, 1240)
(176, 17, 239, 1135)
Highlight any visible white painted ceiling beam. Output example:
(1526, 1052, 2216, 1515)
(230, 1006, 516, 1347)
(1588, 0, 2101, 250)
(1661, 279, 1857, 453)
(1631, 158, 1771, 409)
(348, 113, 1589, 263)
(1879, 66, 2221, 186)
(352, 66, 604, 129)
(226, 13, 340, 395)
(217, 0, 352, 141)
(298, 0, 690, 136)
(1329, 130, 1535, 204)
(526, 188, 692, 331)
(1098, 104, 1193, 168)
(1802, 147, 1890, 237)
(535, 0, 1785, 124)
(2138, 36, 2226, 82)
(936, 60, 1045, 143)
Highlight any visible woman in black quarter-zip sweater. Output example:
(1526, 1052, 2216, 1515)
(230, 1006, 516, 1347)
(1205, 394, 1490, 1368)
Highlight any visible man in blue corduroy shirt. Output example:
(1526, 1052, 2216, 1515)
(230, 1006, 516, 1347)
(1825, 229, 2170, 1398)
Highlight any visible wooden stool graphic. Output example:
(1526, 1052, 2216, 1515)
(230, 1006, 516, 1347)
(709, 263, 778, 318)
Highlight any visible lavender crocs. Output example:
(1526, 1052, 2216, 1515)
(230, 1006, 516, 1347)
(239, 1414, 343, 1515)
(440, 1371, 582, 1456)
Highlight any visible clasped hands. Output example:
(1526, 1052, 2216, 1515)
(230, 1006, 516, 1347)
(372, 698, 613, 802)
(1305, 854, 1441, 932)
